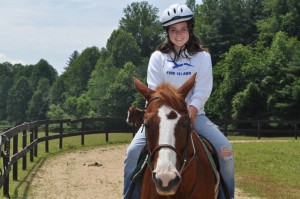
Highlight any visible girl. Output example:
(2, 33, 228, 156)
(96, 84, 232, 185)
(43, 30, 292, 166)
(123, 4, 235, 199)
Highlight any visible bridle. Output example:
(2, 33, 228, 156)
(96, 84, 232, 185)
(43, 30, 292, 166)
(143, 96, 197, 175)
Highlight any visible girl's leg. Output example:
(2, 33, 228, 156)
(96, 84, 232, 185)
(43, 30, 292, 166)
(193, 114, 235, 199)
(123, 126, 146, 199)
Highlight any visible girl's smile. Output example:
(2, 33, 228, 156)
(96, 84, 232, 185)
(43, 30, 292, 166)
(168, 22, 189, 51)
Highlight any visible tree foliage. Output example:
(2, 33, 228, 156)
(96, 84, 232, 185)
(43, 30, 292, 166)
(106, 29, 141, 68)
(63, 46, 100, 97)
(206, 31, 300, 121)
(257, 0, 300, 44)
(94, 62, 138, 117)
(27, 78, 50, 120)
(30, 59, 57, 89)
(1, 0, 300, 124)
(6, 77, 32, 124)
(0, 62, 15, 120)
(195, 0, 261, 62)
(119, 1, 163, 57)
(1, 60, 57, 124)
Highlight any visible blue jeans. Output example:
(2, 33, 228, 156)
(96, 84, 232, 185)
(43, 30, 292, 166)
(123, 114, 235, 199)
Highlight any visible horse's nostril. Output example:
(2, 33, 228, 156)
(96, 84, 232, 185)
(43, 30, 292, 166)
(153, 172, 181, 188)
(152, 172, 158, 183)
(173, 175, 181, 185)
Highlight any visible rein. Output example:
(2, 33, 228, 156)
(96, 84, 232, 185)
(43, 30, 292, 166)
(145, 96, 160, 109)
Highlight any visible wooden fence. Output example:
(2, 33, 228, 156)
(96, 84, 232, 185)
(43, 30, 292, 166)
(214, 119, 299, 139)
(0, 117, 135, 198)
(0, 117, 299, 198)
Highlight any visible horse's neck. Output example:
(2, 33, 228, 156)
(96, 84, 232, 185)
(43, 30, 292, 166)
(188, 131, 202, 157)
(136, 109, 145, 118)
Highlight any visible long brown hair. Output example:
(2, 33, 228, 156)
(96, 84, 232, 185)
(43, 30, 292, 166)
(156, 19, 207, 61)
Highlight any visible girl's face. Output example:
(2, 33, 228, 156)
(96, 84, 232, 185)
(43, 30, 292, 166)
(168, 21, 189, 51)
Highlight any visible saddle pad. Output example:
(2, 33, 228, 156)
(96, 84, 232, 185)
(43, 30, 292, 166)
(130, 148, 148, 185)
(198, 136, 220, 186)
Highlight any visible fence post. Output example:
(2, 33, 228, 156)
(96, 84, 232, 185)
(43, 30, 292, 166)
(13, 135, 18, 181)
(3, 138, 10, 197)
(223, 119, 228, 137)
(132, 128, 136, 138)
(295, 123, 298, 140)
(59, 122, 63, 149)
(81, 121, 85, 145)
(45, 123, 49, 153)
(30, 129, 34, 162)
(34, 126, 38, 157)
(257, 122, 261, 139)
(22, 130, 27, 170)
(106, 129, 109, 142)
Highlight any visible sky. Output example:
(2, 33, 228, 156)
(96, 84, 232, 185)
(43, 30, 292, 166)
(0, 0, 202, 74)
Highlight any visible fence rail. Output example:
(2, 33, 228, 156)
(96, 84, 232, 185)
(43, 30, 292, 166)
(0, 117, 135, 198)
(0, 117, 299, 198)
(214, 119, 299, 139)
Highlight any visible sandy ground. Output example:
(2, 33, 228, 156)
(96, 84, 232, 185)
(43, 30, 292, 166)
(29, 144, 260, 199)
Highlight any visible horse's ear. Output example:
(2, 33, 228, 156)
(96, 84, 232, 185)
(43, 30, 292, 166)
(177, 73, 197, 99)
(132, 77, 154, 101)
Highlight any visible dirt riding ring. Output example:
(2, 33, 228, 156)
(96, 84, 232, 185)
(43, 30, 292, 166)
(28, 144, 259, 199)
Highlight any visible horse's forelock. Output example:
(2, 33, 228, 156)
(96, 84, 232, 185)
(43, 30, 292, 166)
(156, 83, 187, 114)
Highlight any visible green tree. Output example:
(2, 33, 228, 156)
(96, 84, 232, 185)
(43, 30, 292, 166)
(63, 46, 100, 97)
(30, 59, 57, 89)
(14, 64, 35, 81)
(6, 77, 32, 124)
(195, 0, 260, 62)
(106, 29, 141, 68)
(257, 0, 300, 44)
(47, 104, 69, 120)
(76, 93, 95, 118)
(65, 50, 79, 70)
(207, 31, 300, 121)
(27, 78, 50, 120)
(119, 1, 163, 57)
(50, 73, 67, 106)
(0, 62, 15, 120)
(87, 60, 119, 116)
(263, 32, 300, 120)
(97, 62, 137, 117)
(63, 96, 77, 118)
(186, 0, 196, 11)
(232, 82, 264, 119)
(207, 44, 256, 119)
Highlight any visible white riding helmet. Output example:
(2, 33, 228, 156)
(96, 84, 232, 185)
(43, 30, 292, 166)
(161, 4, 194, 27)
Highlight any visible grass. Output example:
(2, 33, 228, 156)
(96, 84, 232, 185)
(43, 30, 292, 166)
(227, 135, 297, 140)
(232, 140, 300, 199)
(2, 133, 299, 198)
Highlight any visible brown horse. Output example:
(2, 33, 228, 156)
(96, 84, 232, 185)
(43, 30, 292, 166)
(132, 73, 219, 199)
(126, 106, 145, 129)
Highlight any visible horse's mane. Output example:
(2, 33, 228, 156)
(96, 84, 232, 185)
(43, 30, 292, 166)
(155, 82, 188, 114)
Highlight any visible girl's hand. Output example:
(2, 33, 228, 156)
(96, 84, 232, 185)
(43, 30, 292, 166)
(188, 105, 198, 125)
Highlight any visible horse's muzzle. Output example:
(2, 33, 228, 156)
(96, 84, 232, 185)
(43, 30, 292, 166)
(152, 170, 181, 195)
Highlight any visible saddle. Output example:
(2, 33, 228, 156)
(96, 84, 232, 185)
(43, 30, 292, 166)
(198, 136, 231, 199)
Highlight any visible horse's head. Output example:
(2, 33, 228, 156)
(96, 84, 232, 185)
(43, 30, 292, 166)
(126, 106, 145, 128)
(126, 106, 136, 125)
(132, 73, 196, 196)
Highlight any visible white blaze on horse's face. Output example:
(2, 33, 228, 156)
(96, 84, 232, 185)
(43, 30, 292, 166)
(126, 111, 130, 124)
(153, 105, 181, 190)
